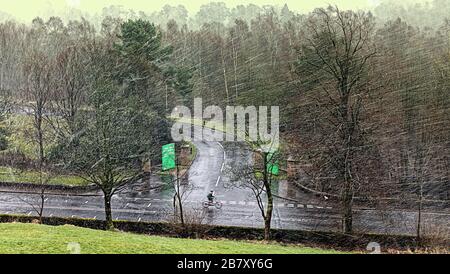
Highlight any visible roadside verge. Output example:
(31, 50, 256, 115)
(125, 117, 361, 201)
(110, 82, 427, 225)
(0, 214, 432, 252)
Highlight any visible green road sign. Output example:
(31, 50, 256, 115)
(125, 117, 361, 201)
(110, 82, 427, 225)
(267, 152, 279, 176)
(162, 143, 176, 171)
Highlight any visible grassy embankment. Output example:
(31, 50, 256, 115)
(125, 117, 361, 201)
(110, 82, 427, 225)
(0, 114, 88, 186)
(0, 223, 344, 254)
(0, 167, 88, 186)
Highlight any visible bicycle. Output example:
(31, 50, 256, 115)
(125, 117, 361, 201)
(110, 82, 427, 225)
(202, 199, 223, 209)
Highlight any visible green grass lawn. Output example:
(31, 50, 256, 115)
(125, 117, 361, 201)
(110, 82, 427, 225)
(0, 223, 344, 254)
(0, 167, 89, 186)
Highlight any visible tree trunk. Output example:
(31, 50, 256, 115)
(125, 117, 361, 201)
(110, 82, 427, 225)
(104, 193, 114, 230)
(263, 152, 274, 241)
(165, 83, 168, 113)
(340, 83, 354, 234)
(38, 188, 45, 224)
(264, 217, 272, 241)
(177, 193, 185, 227)
(342, 155, 354, 234)
(231, 37, 239, 100)
(37, 115, 45, 167)
(175, 154, 185, 227)
(416, 183, 423, 246)
(264, 193, 273, 241)
(221, 48, 230, 103)
(342, 183, 353, 234)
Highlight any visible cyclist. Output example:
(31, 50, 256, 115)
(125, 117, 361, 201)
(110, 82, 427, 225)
(207, 191, 215, 203)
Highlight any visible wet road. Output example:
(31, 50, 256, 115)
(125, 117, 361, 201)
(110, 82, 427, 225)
(0, 189, 448, 235)
(0, 128, 448, 236)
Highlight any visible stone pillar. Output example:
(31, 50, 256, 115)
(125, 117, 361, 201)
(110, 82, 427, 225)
(287, 156, 299, 180)
(180, 145, 192, 166)
(278, 180, 298, 199)
(253, 149, 264, 170)
(143, 160, 152, 174)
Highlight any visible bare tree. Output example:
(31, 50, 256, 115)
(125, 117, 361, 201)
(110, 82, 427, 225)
(402, 134, 437, 245)
(228, 146, 279, 241)
(21, 51, 55, 223)
(220, 46, 230, 103)
(173, 152, 185, 226)
(170, 144, 195, 229)
(50, 45, 89, 137)
(295, 6, 377, 234)
(18, 172, 55, 224)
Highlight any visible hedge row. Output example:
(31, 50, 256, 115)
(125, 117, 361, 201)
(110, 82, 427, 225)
(0, 214, 422, 251)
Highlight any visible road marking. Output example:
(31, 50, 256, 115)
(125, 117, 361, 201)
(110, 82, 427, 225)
(85, 201, 89, 204)
(217, 142, 224, 150)
(215, 176, 221, 187)
(287, 204, 295, 208)
(229, 201, 236, 205)
(125, 203, 130, 208)
(50, 214, 53, 217)
(44, 198, 48, 202)
(217, 141, 226, 177)
(307, 205, 314, 209)
(147, 203, 152, 208)
(326, 207, 333, 210)
(316, 206, 324, 209)
(27, 211, 32, 216)
(93, 216, 97, 220)
(297, 204, 305, 208)
(138, 218, 142, 222)
(239, 201, 246, 206)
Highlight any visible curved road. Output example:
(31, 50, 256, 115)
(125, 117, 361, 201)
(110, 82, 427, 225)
(0, 128, 448, 236)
